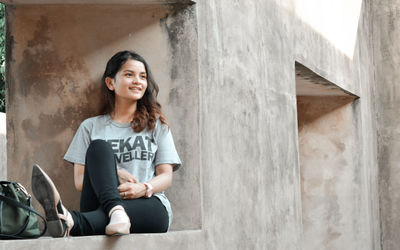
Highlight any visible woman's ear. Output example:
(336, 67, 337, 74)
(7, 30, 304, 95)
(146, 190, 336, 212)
(105, 77, 115, 91)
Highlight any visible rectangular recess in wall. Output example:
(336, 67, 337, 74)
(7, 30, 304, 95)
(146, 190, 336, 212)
(295, 62, 360, 249)
(6, 2, 200, 232)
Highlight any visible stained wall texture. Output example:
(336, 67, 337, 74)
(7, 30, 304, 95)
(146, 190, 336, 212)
(0, 0, 389, 250)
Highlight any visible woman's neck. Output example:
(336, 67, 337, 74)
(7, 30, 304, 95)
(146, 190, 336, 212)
(111, 100, 137, 124)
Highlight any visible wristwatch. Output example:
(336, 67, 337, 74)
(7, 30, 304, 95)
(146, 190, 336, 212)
(143, 182, 153, 198)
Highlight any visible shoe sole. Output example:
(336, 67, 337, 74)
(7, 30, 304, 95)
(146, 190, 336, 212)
(32, 164, 64, 237)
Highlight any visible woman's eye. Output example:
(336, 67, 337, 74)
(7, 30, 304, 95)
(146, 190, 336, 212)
(126, 73, 133, 77)
(140, 75, 147, 79)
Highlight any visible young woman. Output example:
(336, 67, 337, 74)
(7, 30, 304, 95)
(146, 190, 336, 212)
(32, 51, 181, 237)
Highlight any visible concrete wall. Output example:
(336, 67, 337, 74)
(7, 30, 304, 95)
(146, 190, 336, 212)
(2, 0, 383, 250)
(372, 1, 400, 250)
(294, 0, 380, 249)
(196, 0, 378, 249)
(0, 112, 5, 180)
(295, 62, 371, 249)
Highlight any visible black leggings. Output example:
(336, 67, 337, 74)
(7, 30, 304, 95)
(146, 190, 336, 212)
(69, 140, 169, 236)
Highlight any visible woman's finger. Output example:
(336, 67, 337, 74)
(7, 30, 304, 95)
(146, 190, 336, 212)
(120, 190, 130, 199)
(118, 182, 132, 192)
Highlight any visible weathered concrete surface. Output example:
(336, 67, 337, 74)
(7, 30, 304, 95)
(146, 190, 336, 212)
(296, 62, 358, 97)
(294, 0, 380, 249)
(6, 4, 200, 231)
(372, 1, 400, 250)
(297, 95, 360, 250)
(197, 1, 303, 249)
(0, 230, 205, 250)
(3, 0, 382, 250)
(0, 112, 5, 180)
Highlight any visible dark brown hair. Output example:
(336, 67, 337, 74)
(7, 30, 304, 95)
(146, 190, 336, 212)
(101, 50, 167, 132)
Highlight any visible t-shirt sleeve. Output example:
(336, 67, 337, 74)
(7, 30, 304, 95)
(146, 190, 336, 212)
(154, 121, 182, 171)
(63, 119, 92, 165)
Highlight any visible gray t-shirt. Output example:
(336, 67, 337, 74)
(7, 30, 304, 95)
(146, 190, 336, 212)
(64, 114, 181, 226)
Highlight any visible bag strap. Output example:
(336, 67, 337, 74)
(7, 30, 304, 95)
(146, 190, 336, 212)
(0, 181, 13, 186)
(0, 194, 47, 239)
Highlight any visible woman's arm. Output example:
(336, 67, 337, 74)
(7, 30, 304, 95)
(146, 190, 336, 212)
(148, 164, 174, 193)
(74, 163, 85, 192)
(118, 164, 173, 199)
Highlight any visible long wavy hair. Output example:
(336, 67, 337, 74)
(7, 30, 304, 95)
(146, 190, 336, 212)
(101, 51, 168, 132)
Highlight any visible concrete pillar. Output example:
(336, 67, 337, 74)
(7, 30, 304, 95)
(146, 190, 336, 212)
(372, 1, 400, 249)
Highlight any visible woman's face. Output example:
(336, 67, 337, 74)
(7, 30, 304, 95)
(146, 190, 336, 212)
(106, 59, 148, 103)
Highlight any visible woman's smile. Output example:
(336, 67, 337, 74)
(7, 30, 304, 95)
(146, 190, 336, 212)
(128, 86, 142, 91)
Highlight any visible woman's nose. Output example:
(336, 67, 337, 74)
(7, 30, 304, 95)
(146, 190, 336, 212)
(132, 75, 140, 83)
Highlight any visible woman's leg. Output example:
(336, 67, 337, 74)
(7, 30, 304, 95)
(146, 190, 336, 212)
(33, 140, 127, 237)
(80, 139, 123, 214)
(70, 139, 130, 236)
(79, 164, 100, 212)
(70, 197, 169, 235)
(70, 208, 108, 236)
(124, 197, 169, 233)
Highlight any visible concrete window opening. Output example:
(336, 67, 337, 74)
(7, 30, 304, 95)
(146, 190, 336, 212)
(5, 1, 201, 232)
(295, 62, 361, 250)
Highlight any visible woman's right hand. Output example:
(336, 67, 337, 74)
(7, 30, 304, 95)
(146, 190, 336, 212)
(117, 169, 138, 184)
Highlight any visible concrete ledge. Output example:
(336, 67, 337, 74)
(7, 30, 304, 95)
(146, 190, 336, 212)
(1, 0, 196, 5)
(0, 230, 204, 250)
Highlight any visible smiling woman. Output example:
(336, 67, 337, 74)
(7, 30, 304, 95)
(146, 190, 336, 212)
(31, 51, 182, 237)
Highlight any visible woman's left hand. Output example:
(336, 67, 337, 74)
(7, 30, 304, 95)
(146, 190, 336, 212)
(118, 182, 146, 199)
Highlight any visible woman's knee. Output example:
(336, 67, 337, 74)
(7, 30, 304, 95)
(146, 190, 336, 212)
(87, 139, 114, 156)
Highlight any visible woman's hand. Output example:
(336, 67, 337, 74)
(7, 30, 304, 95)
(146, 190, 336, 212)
(117, 169, 138, 184)
(118, 182, 146, 199)
(117, 164, 174, 199)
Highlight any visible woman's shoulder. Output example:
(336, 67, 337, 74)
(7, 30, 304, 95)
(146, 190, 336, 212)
(154, 117, 169, 130)
(80, 114, 109, 128)
(152, 118, 170, 138)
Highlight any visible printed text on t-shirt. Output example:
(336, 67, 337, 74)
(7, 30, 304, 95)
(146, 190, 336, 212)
(106, 136, 155, 163)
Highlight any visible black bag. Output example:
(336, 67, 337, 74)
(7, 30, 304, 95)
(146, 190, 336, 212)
(0, 181, 47, 239)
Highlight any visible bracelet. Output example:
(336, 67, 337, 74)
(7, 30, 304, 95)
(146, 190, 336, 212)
(143, 182, 153, 198)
